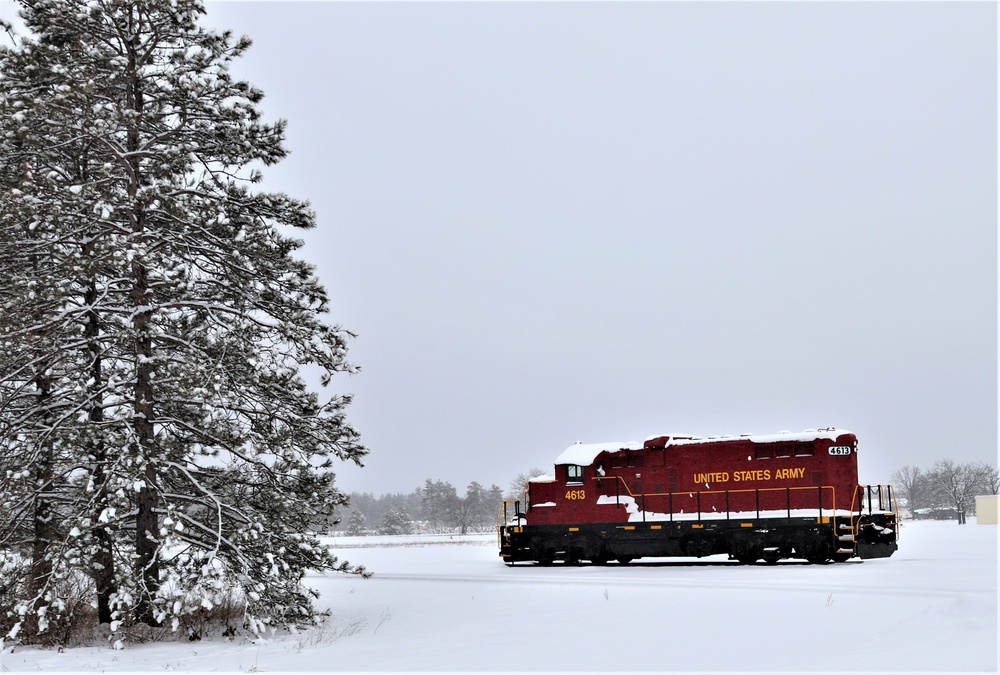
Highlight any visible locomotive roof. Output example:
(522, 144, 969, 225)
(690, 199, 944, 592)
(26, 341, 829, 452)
(553, 428, 853, 466)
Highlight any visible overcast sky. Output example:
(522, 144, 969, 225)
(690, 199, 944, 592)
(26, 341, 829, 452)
(205, 1, 997, 496)
(4, 0, 996, 495)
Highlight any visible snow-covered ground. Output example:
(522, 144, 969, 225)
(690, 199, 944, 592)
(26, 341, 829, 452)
(3, 520, 996, 672)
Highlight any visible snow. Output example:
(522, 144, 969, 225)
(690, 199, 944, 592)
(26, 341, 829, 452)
(595, 494, 858, 522)
(554, 440, 643, 466)
(553, 429, 854, 467)
(2, 520, 996, 672)
(527, 473, 554, 483)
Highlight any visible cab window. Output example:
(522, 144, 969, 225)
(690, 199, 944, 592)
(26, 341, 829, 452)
(567, 465, 584, 485)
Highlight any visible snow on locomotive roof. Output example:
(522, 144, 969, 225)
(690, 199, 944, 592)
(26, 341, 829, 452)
(554, 429, 853, 466)
(554, 441, 644, 466)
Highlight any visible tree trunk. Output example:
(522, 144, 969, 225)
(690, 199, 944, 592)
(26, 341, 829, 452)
(132, 271, 160, 626)
(134, 468, 160, 625)
(27, 376, 56, 639)
(123, 15, 161, 625)
(84, 268, 116, 624)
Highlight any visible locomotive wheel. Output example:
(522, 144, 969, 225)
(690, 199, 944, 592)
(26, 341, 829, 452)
(589, 552, 609, 565)
(730, 541, 760, 565)
(762, 549, 781, 565)
(832, 551, 853, 563)
(615, 556, 633, 565)
(803, 541, 833, 565)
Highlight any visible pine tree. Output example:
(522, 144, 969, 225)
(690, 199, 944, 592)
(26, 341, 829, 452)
(0, 0, 366, 640)
(377, 509, 414, 536)
(421, 479, 458, 532)
(0, 24, 109, 637)
(345, 509, 366, 537)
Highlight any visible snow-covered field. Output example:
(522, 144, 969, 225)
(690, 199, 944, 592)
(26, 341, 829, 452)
(3, 520, 996, 672)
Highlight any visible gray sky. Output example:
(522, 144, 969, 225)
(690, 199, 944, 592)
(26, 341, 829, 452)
(5, 1, 996, 495)
(201, 1, 997, 496)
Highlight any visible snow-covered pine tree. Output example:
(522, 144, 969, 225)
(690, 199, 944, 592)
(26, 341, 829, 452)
(0, 27, 114, 638)
(0, 0, 367, 639)
(345, 509, 366, 536)
(377, 509, 414, 536)
(421, 479, 459, 532)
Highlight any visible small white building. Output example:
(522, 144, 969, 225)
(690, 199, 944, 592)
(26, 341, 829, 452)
(974, 495, 999, 525)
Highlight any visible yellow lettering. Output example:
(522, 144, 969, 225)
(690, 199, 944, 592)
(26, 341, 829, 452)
(694, 472, 731, 484)
(735, 469, 768, 482)
(697, 467, 809, 484)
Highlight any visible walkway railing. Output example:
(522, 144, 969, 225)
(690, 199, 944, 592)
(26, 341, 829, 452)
(598, 475, 839, 523)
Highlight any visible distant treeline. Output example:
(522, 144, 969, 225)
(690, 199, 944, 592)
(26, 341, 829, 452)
(336, 479, 505, 535)
(892, 460, 999, 524)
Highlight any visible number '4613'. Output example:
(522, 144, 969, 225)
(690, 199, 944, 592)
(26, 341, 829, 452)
(565, 489, 586, 501)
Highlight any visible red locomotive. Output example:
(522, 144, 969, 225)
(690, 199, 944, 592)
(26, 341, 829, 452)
(498, 428, 898, 565)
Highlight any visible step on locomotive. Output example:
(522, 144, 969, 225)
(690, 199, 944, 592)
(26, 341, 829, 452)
(497, 428, 898, 565)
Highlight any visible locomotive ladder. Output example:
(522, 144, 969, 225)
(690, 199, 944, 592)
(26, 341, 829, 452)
(497, 497, 526, 563)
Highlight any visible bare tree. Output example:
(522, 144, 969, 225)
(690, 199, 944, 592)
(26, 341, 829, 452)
(508, 468, 547, 499)
(890, 465, 929, 516)
(924, 460, 992, 524)
(971, 462, 999, 495)
(452, 482, 504, 534)
(454, 482, 483, 535)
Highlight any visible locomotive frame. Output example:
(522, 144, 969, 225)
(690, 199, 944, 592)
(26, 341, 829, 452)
(498, 428, 898, 565)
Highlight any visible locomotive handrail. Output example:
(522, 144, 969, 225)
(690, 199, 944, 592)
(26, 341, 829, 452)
(848, 484, 897, 516)
(497, 498, 522, 551)
(848, 484, 899, 542)
(594, 475, 838, 524)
